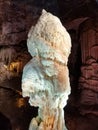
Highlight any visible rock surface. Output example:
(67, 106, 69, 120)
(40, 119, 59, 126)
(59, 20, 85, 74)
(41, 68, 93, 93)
(79, 18, 98, 115)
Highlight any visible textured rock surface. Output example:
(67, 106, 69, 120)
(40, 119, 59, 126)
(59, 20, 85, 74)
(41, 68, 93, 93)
(22, 10, 71, 130)
(0, 0, 26, 45)
(79, 18, 98, 115)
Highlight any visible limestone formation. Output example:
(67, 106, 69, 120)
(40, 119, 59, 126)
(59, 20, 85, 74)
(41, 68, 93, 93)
(22, 10, 71, 130)
(79, 18, 98, 115)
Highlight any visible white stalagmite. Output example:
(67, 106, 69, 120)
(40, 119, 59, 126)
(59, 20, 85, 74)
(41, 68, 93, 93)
(22, 9, 71, 130)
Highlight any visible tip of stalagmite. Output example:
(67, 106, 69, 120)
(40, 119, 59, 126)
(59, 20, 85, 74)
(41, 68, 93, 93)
(42, 9, 47, 14)
(27, 9, 71, 64)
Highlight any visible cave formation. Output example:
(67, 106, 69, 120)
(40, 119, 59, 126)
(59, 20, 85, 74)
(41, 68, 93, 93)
(0, 0, 98, 130)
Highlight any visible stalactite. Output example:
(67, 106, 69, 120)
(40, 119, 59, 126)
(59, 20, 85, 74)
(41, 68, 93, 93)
(0, 46, 16, 65)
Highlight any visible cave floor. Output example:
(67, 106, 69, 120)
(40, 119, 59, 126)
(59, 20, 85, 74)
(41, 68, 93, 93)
(0, 77, 98, 130)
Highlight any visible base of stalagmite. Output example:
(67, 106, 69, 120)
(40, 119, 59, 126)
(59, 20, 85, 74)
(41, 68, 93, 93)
(29, 108, 68, 130)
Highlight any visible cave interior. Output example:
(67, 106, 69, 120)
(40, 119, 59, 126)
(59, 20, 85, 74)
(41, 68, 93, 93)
(0, 0, 98, 130)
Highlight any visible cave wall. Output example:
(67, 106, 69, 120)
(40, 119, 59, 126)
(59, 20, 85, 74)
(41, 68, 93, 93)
(79, 17, 98, 115)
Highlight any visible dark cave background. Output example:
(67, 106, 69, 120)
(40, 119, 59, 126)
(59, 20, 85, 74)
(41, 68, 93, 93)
(0, 0, 98, 130)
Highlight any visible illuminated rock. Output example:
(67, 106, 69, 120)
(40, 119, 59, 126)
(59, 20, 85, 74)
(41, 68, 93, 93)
(22, 10, 71, 130)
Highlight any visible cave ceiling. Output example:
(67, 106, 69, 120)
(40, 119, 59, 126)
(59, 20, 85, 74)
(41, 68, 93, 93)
(25, 0, 98, 21)
(0, 0, 98, 22)
(58, 0, 98, 22)
(21, 0, 98, 21)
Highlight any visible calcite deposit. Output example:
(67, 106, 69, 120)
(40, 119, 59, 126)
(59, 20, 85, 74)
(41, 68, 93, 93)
(22, 10, 71, 130)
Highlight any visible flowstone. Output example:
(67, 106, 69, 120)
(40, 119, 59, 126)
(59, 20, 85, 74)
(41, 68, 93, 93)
(22, 10, 71, 130)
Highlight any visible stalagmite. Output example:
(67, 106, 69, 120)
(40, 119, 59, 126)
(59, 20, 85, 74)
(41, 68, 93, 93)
(22, 10, 71, 130)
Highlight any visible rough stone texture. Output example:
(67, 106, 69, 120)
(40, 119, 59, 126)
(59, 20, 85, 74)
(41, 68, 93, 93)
(79, 18, 98, 115)
(0, 1, 26, 45)
(22, 10, 71, 130)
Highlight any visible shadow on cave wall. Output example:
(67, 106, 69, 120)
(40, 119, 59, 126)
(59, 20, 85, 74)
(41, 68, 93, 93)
(69, 30, 81, 94)
(0, 112, 12, 130)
